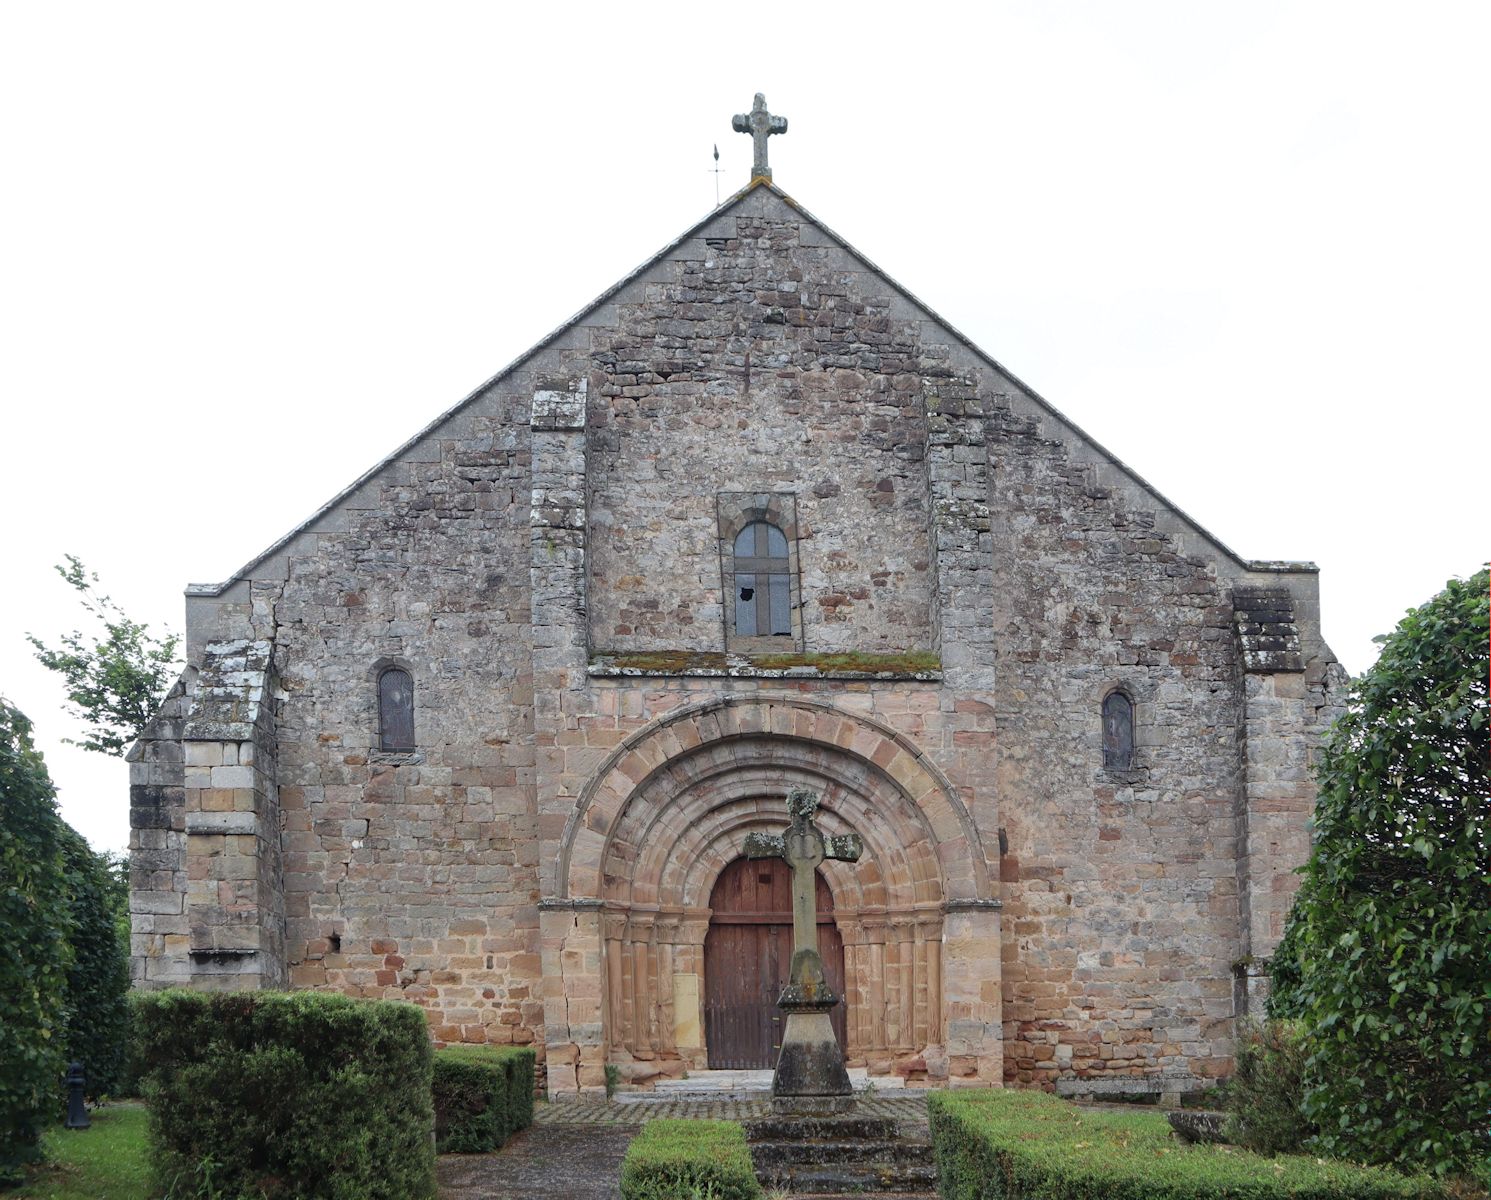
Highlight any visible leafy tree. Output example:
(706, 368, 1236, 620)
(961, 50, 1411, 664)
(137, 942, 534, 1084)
(102, 850, 132, 960)
(0, 699, 72, 1184)
(1269, 567, 1490, 1178)
(27, 555, 181, 756)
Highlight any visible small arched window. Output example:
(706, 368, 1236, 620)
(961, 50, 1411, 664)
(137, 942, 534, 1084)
(378, 667, 415, 752)
(1102, 690, 1134, 771)
(733, 521, 792, 638)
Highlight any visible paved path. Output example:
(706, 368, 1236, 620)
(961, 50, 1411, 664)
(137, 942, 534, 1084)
(437, 1094, 930, 1198)
(537, 1092, 928, 1126)
(438, 1123, 640, 1200)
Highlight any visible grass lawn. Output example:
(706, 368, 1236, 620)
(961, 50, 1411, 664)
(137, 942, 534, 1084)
(13, 1103, 152, 1200)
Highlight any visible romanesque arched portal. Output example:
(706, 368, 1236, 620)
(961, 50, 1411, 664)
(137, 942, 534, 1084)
(550, 695, 994, 1084)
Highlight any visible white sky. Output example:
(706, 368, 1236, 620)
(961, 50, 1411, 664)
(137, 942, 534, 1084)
(2, 2, 1486, 855)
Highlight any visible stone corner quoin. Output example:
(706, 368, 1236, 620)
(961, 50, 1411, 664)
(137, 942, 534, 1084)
(128, 180, 1345, 1099)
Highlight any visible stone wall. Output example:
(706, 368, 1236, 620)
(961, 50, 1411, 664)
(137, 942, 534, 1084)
(234, 385, 545, 1043)
(138, 179, 1341, 1098)
(587, 214, 938, 656)
(130, 641, 285, 990)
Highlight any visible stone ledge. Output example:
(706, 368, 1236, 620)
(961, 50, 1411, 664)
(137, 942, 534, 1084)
(539, 897, 605, 912)
(588, 650, 942, 681)
(1054, 1074, 1202, 1097)
(185, 812, 259, 836)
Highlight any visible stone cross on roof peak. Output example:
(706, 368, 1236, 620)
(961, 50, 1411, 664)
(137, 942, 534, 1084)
(732, 92, 788, 181)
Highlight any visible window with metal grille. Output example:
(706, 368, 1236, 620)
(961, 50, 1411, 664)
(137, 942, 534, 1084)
(733, 521, 792, 638)
(378, 666, 415, 752)
(1102, 690, 1134, 771)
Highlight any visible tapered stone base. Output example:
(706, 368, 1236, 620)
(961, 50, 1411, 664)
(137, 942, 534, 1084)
(772, 1008, 853, 1100)
(770, 1093, 858, 1116)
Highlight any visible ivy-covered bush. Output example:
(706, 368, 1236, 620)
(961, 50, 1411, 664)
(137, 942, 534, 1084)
(432, 1044, 536, 1152)
(619, 1119, 761, 1200)
(0, 699, 72, 1186)
(57, 825, 130, 1102)
(1270, 567, 1490, 1179)
(135, 989, 436, 1200)
(929, 1088, 1455, 1200)
(1224, 1020, 1313, 1155)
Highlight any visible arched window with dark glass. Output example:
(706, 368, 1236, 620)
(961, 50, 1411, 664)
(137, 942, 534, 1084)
(378, 666, 415, 752)
(733, 521, 792, 638)
(1102, 690, 1134, 771)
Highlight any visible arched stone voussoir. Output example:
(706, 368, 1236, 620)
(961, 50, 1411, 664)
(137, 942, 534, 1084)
(610, 750, 933, 900)
(674, 820, 874, 916)
(658, 796, 896, 913)
(558, 694, 990, 902)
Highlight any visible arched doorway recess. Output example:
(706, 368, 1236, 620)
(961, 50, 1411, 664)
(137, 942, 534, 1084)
(557, 696, 994, 1081)
(703, 857, 845, 1068)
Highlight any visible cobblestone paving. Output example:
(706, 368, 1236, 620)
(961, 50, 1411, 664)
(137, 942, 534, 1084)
(535, 1092, 929, 1127)
(438, 1095, 933, 1199)
(438, 1124, 640, 1200)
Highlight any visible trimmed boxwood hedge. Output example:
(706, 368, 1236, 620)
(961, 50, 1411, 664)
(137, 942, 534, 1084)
(929, 1088, 1457, 1200)
(134, 989, 436, 1200)
(433, 1043, 536, 1153)
(619, 1119, 761, 1200)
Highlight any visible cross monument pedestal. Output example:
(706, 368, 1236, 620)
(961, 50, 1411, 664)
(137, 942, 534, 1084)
(744, 788, 862, 1114)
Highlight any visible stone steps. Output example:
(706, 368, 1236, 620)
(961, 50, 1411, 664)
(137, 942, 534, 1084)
(781, 1186, 930, 1198)
(619, 1068, 906, 1103)
(744, 1112, 937, 1200)
(755, 1162, 938, 1195)
(751, 1137, 933, 1167)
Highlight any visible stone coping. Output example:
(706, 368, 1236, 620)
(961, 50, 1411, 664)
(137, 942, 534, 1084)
(588, 650, 942, 682)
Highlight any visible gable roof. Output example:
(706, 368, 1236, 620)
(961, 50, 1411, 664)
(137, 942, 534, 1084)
(187, 177, 1315, 598)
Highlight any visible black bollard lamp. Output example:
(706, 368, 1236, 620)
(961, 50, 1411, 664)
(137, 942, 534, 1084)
(64, 1062, 90, 1130)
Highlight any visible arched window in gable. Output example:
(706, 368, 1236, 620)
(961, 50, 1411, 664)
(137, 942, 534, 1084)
(1102, 690, 1134, 771)
(378, 666, 415, 752)
(733, 521, 792, 638)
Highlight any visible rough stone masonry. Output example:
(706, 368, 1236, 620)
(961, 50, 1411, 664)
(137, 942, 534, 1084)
(128, 170, 1346, 1101)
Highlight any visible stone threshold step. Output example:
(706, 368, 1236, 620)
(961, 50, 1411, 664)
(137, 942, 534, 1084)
(650, 1069, 906, 1093)
(758, 1164, 939, 1193)
(751, 1138, 933, 1166)
(784, 1194, 936, 1200)
(743, 1116, 898, 1141)
(613, 1090, 766, 1103)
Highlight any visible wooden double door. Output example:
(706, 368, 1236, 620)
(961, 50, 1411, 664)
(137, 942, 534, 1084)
(703, 856, 846, 1069)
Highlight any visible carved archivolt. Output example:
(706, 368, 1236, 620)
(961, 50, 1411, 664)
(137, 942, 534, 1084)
(561, 696, 980, 1065)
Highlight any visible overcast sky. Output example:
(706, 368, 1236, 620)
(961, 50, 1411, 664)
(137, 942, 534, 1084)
(2, 2, 1486, 855)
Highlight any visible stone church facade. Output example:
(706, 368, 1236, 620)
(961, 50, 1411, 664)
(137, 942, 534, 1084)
(129, 176, 1345, 1099)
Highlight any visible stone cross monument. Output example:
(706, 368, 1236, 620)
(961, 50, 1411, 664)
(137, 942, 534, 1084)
(732, 92, 788, 180)
(744, 788, 862, 1110)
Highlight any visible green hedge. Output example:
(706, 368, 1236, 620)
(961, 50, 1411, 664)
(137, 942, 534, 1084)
(134, 989, 436, 1200)
(928, 1088, 1456, 1200)
(0, 699, 71, 1186)
(619, 1119, 761, 1200)
(1225, 1019, 1314, 1155)
(433, 1044, 536, 1153)
(58, 826, 130, 1102)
